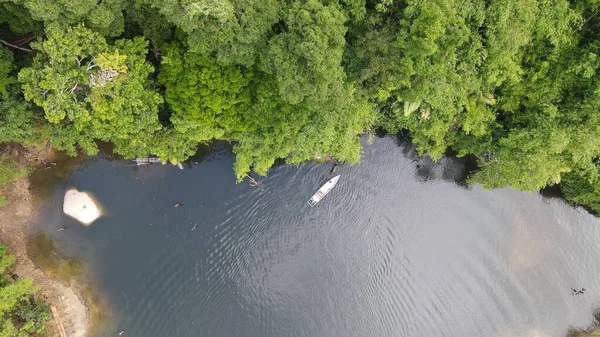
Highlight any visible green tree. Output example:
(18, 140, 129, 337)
(262, 0, 349, 108)
(0, 245, 50, 337)
(19, 23, 164, 158)
(468, 5, 590, 191)
(4, 0, 127, 36)
(142, 0, 280, 66)
(0, 46, 36, 144)
(347, 0, 489, 158)
(222, 0, 374, 180)
(159, 43, 252, 144)
(231, 72, 374, 181)
(347, 0, 587, 191)
(0, 1, 43, 35)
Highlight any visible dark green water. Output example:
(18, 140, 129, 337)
(31, 137, 600, 337)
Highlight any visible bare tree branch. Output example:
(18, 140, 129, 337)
(0, 39, 32, 52)
(39, 89, 49, 99)
(152, 42, 161, 60)
(87, 61, 98, 71)
(69, 82, 78, 94)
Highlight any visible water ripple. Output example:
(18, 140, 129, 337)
(31, 137, 600, 337)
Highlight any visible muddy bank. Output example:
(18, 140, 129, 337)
(0, 145, 89, 337)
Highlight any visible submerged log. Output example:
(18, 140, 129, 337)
(246, 175, 260, 186)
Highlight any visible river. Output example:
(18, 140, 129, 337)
(30, 137, 600, 337)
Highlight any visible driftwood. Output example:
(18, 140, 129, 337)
(50, 306, 68, 337)
(329, 163, 337, 175)
(246, 175, 260, 186)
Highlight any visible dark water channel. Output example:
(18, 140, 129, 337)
(31, 137, 600, 337)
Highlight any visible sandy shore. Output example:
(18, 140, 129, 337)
(0, 154, 88, 336)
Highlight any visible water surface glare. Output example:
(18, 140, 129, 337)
(33, 137, 600, 337)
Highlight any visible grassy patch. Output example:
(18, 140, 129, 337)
(0, 158, 27, 206)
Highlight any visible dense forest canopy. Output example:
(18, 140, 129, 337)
(1, 0, 600, 210)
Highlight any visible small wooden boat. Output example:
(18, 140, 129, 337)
(308, 175, 340, 207)
(134, 157, 162, 166)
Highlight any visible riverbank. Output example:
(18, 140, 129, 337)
(0, 145, 88, 337)
(567, 311, 600, 337)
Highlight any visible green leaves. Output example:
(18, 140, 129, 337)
(263, 0, 348, 107)
(159, 44, 252, 144)
(0, 246, 15, 274)
(94, 49, 128, 75)
(2, 0, 600, 211)
(347, 0, 599, 196)
(0, 47, 36, 144)
(19, 24, 163, 157)
(10, 0, 127, 36)
(0, 246, 50, 337)
(0, 47, 16, 97)
(143, 0, 280, 65)
(19, 23, 105, 123)
(230, 71, 373, 181)
(562, 170, 600, 213)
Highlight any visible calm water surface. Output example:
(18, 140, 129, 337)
(32, 137, 600, 337)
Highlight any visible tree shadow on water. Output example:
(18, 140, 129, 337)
(389, 132, 479, 188)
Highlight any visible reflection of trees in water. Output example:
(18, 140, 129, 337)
(28, 149, 89, 202)
(390, 133, 478, 187)
(568, 310, 600, 337)
(29, 142, 130, 201)
(28, 140, 242, 202)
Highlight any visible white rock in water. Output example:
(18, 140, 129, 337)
(63, 189, 101, 225)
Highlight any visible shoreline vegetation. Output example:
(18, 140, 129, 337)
(0, 244, 51, 337)
(0, 0, 599, 212)
(0, 143, 91, 337)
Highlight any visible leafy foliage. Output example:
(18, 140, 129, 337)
(0, 46, 36, 144)
(141, 0, 281, 65)
(0, 245, 51, 337)
(19, 24, 164, 157)
(6, 0, 127, 36)
(346, 0, 598, 197)
(159, 44, 252, 144)
(0, 0, 600, 211)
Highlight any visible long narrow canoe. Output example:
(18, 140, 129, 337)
(307, 175, 340, 207)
